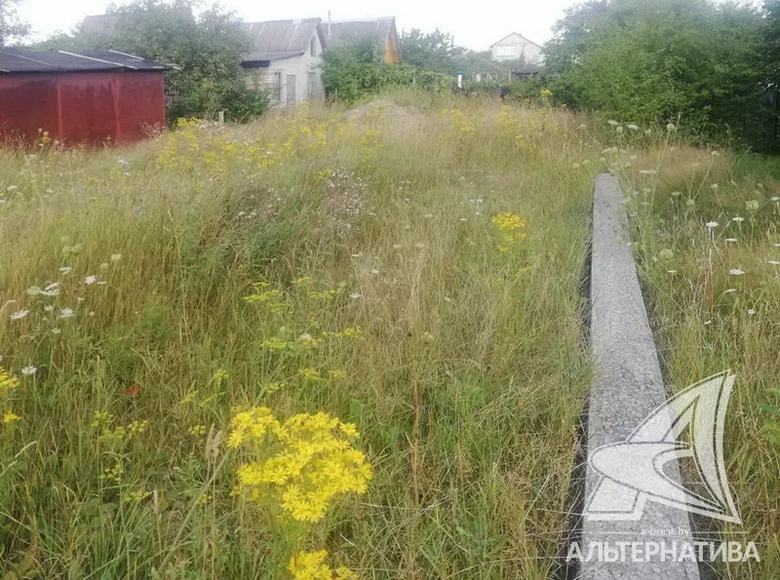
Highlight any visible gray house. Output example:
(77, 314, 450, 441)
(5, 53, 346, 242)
(490, 32, 543, 64)
(241, 19, 326, 107)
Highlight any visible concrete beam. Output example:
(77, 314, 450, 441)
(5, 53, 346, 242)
(580, 174, 700, 579)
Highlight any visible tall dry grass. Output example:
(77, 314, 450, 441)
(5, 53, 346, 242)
(0, 93, 598, 578)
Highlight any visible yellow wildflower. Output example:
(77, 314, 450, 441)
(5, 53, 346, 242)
(3, 411, 21, 424)
(0, 368, 20, 396)
(288, 550, 357, 580)
(231, 409, 372, 522)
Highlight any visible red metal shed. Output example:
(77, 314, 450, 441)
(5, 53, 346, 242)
(0, 49, 172, 146)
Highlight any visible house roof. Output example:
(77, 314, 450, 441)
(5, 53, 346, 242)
(0, 49, 173, 74)
(490, 32, 542, 49)
(323, 17, 396, 50)
(241, 18, 325, 62)
(81, 8, 195, 36)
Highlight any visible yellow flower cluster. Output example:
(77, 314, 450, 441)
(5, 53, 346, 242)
(443, 108, 476, 135)
(0, 368, 20, 396)
(288, 550, 357, 580)
(492, 212, 527, 252)
(1, 368, 22, 426)
(230, 408, 372, 522)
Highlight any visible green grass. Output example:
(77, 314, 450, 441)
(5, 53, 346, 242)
(0, 94, 598, 578)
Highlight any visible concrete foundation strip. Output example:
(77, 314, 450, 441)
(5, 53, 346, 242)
(580, 174, 700, 579)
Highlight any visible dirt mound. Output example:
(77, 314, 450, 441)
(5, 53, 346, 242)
(344, 99, 425, 125)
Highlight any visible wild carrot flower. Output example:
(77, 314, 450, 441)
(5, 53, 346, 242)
(730, 269, 745, 276)
(84, 275, 97, 285)
(58, 308, 74, 319)
(21, 366, 36, 376)
(10, 310, 29, 321)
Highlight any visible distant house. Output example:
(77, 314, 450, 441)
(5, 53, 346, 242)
(0, 48, 171, 145)
(323, 17, 401, 64)
(490, 32, 543, 64)
(240, 19, 326, 107)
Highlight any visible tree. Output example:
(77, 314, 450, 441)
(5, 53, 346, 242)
(399, 29, 464, 73)
(547, 0, 771, 148)
(0, 0, 29, 45)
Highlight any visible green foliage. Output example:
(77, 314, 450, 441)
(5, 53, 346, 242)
(399, 28, 465, 73)
(33, 0, 267, 123)
(548, 0, 773, 149)
(321, 42, 452, 103)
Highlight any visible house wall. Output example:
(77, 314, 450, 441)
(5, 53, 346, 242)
(491, 33, 543, 64)
(384, 22, 402, 64)
(244, 34, 325, 107)
(0, 71, 165, 145)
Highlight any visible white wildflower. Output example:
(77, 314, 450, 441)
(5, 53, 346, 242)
(729, 268, 745, 276)
(10, 310, 29, 321)
(59, 267, 72, 274)
(21, 366, 37, 376)
(731, 217, 744, 223)
(58, 308, 74, 319)
(705, 221, 719, 229)
(84, 275, 97, 285)
(349, 292, 363, 299)
(51, 328, 61, 334)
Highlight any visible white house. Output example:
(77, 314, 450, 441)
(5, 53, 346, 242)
(241, 19, 326, 107)
(490, 32, 543, 64)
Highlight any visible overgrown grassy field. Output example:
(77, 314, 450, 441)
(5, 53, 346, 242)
(1, 94, 777, 579)
(0, 94, 599, 578)
(617, 142, 780, 579)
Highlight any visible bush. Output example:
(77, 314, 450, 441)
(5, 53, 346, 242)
(321, 43, 452, 103)
(546, 0, 772, 149)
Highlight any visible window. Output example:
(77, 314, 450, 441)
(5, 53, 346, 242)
(272, 72, 282, 103)
(495, 45, 515, 57)
(308, 72, 317, 99)
(310, 36, 317, 57)
(286, 74, 296, 105)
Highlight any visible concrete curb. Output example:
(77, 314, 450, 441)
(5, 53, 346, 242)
(580, 174, 700, 579)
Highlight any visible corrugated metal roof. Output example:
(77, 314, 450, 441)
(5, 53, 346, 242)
(324, 18, 395, 50)
(0, 49, 172, 73)
(241, 18, 324, 62)
(81, 8, 194, 36)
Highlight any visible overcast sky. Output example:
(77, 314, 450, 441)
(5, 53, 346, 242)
(17, 0, 579, 50)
